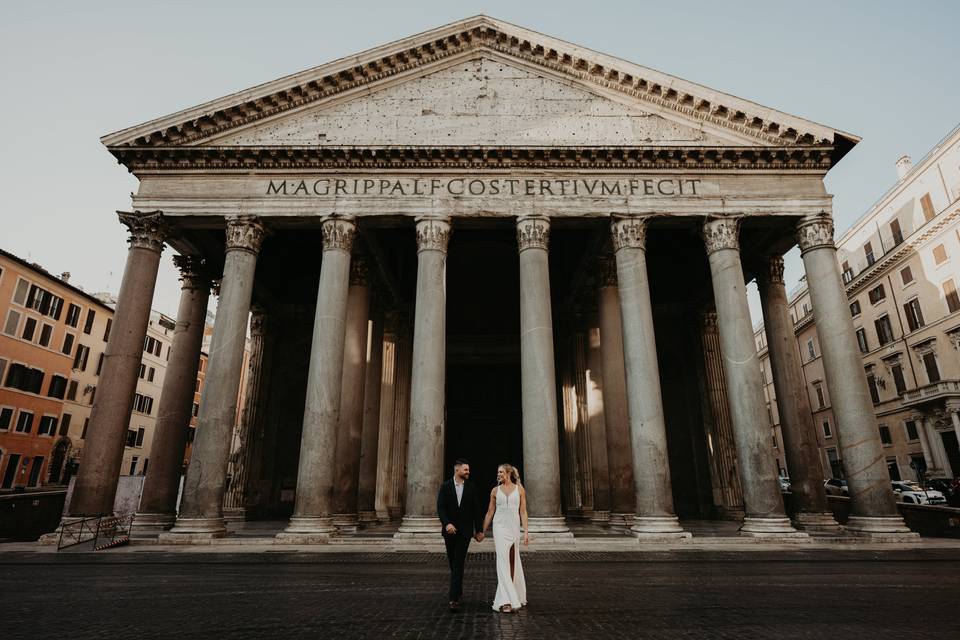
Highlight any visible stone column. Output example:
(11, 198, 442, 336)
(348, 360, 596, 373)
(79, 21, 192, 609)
(331, 258, 371, 533)
(703, 217, 801, 537)
(572, 331, 595, 518)
(222, 305, 268, 521)
(912, 413, 935, 473)
(611, 218, 688, 538)
(597, 254, 636, 527)
(516, 215, 571, 538)
(388, 328, 413, 519)
(756, 256, 840, 532)
(164, 217, 265, 538)
(924, 416, 952, 477)
(374, 321, 398, 520)
(949, 402, 960, 445)
(797, 213, 912, 537)
(278, 217, 355, 539)
(68, 211, 169, 517)
(133, 255, 211, 532)
(585, 325, 611, 523)
(358, 311, 385, 526)
(396, 217, 451, 538)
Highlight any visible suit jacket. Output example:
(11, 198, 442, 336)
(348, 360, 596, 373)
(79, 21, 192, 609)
(437, 478, 484, 537)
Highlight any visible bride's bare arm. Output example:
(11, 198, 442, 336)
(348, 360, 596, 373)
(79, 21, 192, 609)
(482, 487, 497, 532)
(519, 487, 530, 543)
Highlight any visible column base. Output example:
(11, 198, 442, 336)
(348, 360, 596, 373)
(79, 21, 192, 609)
(161, 516, 228, 540)
(739, 517, 808, 538)
(276, 516, 337, 541)
(357, 511, 379, 527)
(332, 513, 359, 534)
(375, 509, 390, 522)
(527, 516, 574, 540)
(791, 511, 843, 533)
(630, 515, 691, 539)
(589, 510, 611, 524)
(222, 507, 247, 523)
(131, 512, 175, 534)
(393, 515, 442, 540)
(608, 512, 636, 528)
(844, 515, 918, 539)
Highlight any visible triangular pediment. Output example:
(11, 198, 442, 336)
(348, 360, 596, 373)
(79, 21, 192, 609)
(102, 15, 858, 159)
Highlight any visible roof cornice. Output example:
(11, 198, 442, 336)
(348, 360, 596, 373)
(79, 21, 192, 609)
(101, 15, 858, 164)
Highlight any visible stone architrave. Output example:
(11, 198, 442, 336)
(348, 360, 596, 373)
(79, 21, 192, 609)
(69, 211, 170, 517)
(610, 217, 688, 538)
(797, 213, 914, 537)
(396, 217, 451, 538)
(278, 217, 356, 540)
(133, 255, 212, 532)
(516, 215, 571, 538)
(164, 216, 266, 538)
(756, 256, 839, 532)
(597, 252, 637, 527)
(357, 311, 386, 526)
(702, 217, 802, 537)
(331, 258, 372, 533)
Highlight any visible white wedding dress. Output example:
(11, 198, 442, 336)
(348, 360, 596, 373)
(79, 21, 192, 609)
(491, 485, 527, 611)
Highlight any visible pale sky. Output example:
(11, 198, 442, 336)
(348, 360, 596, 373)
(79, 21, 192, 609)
(1, 1, 958, 322)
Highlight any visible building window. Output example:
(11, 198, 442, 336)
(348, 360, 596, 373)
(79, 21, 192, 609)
(806, 339, 816, 361)
(26, 285, 64, 320)
(127, 428, 145, 447)
(0, 358, 6, 385)
(72, 344, 90, 371)
(944, 280, 960, 313)
(59, 413, 71, 437)
(133, 393, 154, 415)
(138, 363, 146, 379)
(38, 415, 58, 436)
(12, 278, 30, 305)
(933, 244, 948, 265)
(103, 318, 112, 342)
(81, 417, 89, 439)
(822, 419, 832, 439)
(875, 315, 895, 346)
(1, 453, 20, 488)
(903, 298, 925, 332)
(38, 323, 53, 348)
(27, 456, 44, 487)
(868, 284, 886, 304)
(850, 300, 861, 316)
(890, 218, 904, 246)
(15, 410, 34, 433)
(3, 309, 20, 336)
(921, 193, 936, 222)
(841, 261, 854, 284)
(4, 363, 45, 394)
(887, 456, 901, 481)
(65, 303, 81, 328)
(147, 367, 155, 383)
(61, 333, 75, 356)
(66, 379, 78, 401)
(21, 316, 37, 341)
(187, 427, 196, 443)
(192, 402, 200, 417)
(904, 420, 920, 442)
(890, 362, 907, 395)
(864, 241, 875, 266)
(83, 309, 96, 335)
(856, 328, 869, 354)
(901, 266, 914, 285)
(143, 336, 162, 357)
(47, 375, 67, 399)
(813, 382, 826, 409)
(826, 448, 842, 478)
(96, 353, 104, 376)
(866, 372, 881, 404)
(0, 407, 13, 430)
(922, 352, 941, 383)
(89, 386, 96, 405)
(878, 424, 892, 446)
(129, 456, 139, 476)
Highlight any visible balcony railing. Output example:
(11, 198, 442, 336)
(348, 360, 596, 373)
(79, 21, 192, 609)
(901, 379, 960, 407)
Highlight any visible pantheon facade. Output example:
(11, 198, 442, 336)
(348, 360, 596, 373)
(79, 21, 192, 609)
(67, 16, 914, 540)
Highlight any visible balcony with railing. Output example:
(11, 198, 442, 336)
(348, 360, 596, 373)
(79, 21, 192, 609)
(901, 379, 960, 407)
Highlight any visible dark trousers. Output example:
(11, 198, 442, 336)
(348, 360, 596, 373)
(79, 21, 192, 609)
(444, 533, 471, 600)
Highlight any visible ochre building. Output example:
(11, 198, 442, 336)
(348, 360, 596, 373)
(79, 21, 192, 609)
(70, 16, 916, 540)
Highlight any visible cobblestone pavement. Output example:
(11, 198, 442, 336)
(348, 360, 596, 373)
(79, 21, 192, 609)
(3, 549, 960, 639)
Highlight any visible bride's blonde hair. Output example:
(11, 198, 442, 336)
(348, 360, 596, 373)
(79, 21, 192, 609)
(498, 463, 521, 486)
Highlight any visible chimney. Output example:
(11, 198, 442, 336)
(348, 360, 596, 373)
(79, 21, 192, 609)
(60, 272, 71, 283)
(896, 155, 913, 180)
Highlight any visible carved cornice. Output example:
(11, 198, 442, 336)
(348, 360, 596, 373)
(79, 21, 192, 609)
(415, 217, 451, 253)
(225, 216, 267, 254)
(702, 217, 740, 255)
(349, 256, 369, 287)
(321, 217, 356, 253)
(172, 254, 210, 291)
(611, 217, 647, 252)
(118, 210, 170, 252)
(796, 214, 835, 254)
(516, 216, 550, 252)
(109, 145, 835, 173)
(597, 253, 618, 287)
(108, 22, 840, 152)
(755, 256, 785, 286)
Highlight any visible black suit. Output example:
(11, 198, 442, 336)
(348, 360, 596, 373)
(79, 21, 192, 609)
(437, 478, 484, 601)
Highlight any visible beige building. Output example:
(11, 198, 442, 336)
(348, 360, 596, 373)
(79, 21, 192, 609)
(756, 123, 960, 483)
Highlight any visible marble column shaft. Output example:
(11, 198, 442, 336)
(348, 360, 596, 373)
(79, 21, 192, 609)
(357, 312, 385, 525)
(611, 217, 686, 536)
(756, 256, 838, 531)
(516, 216, 569, 535)
(703, 217, 797, 536)
(397, 218, 450, 536)
(797, 214, 911, 536)
(388, 329, 413, 519)
(331, 261, 371, 532)
(69, 211, 168, 517)
(280, 217, 355, 537)
(134, 256, 211, 530)
(924, 418, 951, 476)
(950, 404, 960, 445)
(585, 326, 612, 522)
(598, 254, 637, 525)
(168, 217, 265, 536)
(374, 326, 398, 520)
(913, 413, 935, 472)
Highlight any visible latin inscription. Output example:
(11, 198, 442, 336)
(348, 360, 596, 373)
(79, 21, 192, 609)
(265, 177, 702, 198)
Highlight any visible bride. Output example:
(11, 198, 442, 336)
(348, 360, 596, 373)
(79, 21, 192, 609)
(482, 463, 528, 613)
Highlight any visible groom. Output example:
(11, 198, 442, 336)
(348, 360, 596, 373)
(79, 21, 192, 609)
(437, 458, 485, 611)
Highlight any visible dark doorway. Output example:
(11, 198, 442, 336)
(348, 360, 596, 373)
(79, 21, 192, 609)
(942, 431, 960, 479)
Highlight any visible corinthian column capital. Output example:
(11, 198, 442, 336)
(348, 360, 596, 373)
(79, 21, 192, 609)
(702, 217, 740, 255)
(755, 256, 786, 286)
(225, 216, 267, 254)
(415, 217, 451, 253)
(796, 213, 835, 254)
(516, 215, 550, 252)
(118, 210, 170, 252)
(611, 216, 647, 252)
(172, 255, 210, 291)
(321, 216, 356, 253)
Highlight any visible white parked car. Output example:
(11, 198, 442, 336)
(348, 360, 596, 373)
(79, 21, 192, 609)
(891, 480, 947, 505)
